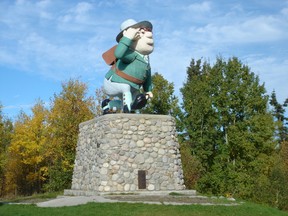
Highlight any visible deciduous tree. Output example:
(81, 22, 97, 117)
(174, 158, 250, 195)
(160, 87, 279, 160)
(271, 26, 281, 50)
(45, 79, 94, 191)
(95, 86, 107, 117)
(181, 57, 276, 198)
(0, 104, 13, 196)
(5, 100, 48, 195)
(142, 73, 177, 114)
(142, 72, 183, 130)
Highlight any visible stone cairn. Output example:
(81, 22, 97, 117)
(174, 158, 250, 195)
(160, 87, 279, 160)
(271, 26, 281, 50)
(65, 114, 186, 196)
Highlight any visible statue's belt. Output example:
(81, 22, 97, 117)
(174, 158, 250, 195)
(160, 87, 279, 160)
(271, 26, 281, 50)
(111, 64, 144, 85)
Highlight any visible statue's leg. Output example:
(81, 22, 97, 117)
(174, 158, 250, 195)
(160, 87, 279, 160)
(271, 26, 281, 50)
(123, 91, 133, 113)
(103, 78, 122, 113)
(103, 78, 133, 113)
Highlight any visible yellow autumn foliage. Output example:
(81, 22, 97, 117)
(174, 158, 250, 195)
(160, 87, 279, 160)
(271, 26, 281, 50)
(5, 101, 49, 195)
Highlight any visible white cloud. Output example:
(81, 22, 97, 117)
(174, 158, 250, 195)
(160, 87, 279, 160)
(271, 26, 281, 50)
(0, 0, 287, 100)
(57, 2, 95, 29)
(36, 0, 51, 8)
(149, 0, 288, 102)
(0, 30, 101, 81)
(244, 55, 288, 102)
(186, 1, 211, 12)
(97, 1, 115, 7)
(188, 14, 287, 45)
(281, 7, 288, 16)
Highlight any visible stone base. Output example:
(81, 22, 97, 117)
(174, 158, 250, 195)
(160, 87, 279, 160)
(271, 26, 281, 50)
(69, 114, 186, 193)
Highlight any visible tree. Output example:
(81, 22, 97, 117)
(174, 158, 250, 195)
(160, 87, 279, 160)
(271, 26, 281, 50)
(269, 91, 288, 143)
(142, 73, 177, 114)
(256, 92, 288, 210)
(142, 72, 183, 130)
(180, 59, 217, 169)
(181, 57, 276, 198)
(180, 141, 203, 189)
(5, 100, 48, 195)
(45, 79, 94, 191)
(95, 86, 107, 117)
(0, 104, 13, 196)
(253, 139, 288, 210)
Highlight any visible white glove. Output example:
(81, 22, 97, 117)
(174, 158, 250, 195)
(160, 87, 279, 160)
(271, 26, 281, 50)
(123, 27, 140, 40)
(146, 92, 153, 99)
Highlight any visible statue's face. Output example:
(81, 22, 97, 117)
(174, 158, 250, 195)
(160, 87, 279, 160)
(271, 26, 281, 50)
(133, 27, 154, 55)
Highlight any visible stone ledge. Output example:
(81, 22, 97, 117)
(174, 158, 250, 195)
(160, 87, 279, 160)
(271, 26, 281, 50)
(79, 113, 174, 127)
(64, 189, 197, 197)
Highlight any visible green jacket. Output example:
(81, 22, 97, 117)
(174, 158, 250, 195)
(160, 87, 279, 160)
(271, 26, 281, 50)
(105, 36, 152, 92)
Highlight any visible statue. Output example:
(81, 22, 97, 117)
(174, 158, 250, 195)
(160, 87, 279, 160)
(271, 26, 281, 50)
(101, 19, 154, 114)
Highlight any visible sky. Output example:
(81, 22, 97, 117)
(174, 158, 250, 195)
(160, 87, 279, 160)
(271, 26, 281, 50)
(0, 0, 287, 120)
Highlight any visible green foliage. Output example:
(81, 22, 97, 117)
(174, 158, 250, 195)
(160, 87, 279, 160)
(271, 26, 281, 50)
(142, 72, 184, 131)
(180, 57, 276, 198)
(253, 140, 288, 210)
(269, 91, 288, 144)
(142, 73, 178, 114)
(0, 59, 287, 213)
(0, 105, 13, 196)
(179, 141, 203, 189)
(45, 79, 95, 191)
(43, 160, 73, 192)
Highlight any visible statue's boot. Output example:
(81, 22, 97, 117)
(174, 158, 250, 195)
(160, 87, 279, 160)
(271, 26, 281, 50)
(102, 99, 122, 114)
(102, 99, 110, 115)
(131, 94, 147, 110)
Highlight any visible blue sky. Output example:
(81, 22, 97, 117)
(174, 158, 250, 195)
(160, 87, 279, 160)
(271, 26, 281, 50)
(0, 0, 287, 120)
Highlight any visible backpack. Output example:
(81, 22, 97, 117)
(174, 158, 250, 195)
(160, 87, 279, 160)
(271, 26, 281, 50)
(102, 45, 117, 65)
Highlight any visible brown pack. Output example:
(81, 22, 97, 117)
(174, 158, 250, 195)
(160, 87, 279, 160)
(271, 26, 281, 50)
(102, 45, 117, 65)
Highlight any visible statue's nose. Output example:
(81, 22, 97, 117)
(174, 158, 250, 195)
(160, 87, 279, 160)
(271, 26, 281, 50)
(145, 32, 153, 38)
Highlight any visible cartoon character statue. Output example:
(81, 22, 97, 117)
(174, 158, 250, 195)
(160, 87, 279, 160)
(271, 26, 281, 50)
(102, 19, 154, 114)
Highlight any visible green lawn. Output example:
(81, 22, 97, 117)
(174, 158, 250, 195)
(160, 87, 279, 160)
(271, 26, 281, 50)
(1, 202, 288, 216)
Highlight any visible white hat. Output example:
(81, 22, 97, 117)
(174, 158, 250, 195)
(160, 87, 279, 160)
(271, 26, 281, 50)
(116, 19, 152, 42)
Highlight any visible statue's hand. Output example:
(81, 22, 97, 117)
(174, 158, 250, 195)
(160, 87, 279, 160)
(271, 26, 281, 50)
(146, 92, 153, 99)
(123, 27, 140, 40)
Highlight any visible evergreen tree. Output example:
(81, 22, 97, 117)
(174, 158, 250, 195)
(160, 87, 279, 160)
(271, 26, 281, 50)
(259, 91, 288, 210)
(45, 79, 94, 191)
(181, 57, 276, 198)
(269, 91, 288, 143)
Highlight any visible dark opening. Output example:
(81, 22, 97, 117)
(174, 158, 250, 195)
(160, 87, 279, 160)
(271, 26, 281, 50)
(138, 170, 146, 189)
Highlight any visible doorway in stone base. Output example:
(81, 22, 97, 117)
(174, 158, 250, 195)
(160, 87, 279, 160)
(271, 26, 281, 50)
(138, 170, 146, 189)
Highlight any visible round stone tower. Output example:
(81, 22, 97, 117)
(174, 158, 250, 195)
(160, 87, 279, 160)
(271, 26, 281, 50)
(65, 114, 185, 196)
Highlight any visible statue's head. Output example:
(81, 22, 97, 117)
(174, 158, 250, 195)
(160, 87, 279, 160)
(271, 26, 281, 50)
(116, 19, 154, 55)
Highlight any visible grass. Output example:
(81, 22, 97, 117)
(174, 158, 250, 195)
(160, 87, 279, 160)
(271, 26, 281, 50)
(0, 192, 61, 204)
(1, 200, 288, 216)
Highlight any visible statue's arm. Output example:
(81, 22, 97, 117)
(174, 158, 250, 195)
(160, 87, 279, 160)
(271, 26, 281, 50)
(114, 37, 137, 63)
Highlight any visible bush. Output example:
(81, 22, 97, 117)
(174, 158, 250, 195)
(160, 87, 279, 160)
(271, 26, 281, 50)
(180, 141, 203, 189)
